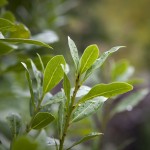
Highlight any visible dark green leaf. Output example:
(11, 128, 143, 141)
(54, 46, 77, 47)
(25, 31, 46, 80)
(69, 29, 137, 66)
(68, 36, 79, 70)
(6, 113, 22, 138)
(12, 136, 38, 150)
(78, 82, 133, 103)
(66, 132, 102, 150)
(79, 44, 99, 74)
(84, 46, 125, 81)
(0, 18, 15, 31)
(0, 38, 52, 49)
(31, 112, 55, 129)
(71, 97, 107, 122)
(43, 55, 66, 94)
(0, 0, 8, 7)
(111, 89, 149, 116)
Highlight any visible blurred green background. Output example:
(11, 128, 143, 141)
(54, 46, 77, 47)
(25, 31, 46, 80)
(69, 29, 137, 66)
(0, 0, 150, 150)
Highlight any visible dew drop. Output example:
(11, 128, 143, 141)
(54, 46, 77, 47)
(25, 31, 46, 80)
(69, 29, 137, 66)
(126, 105, 132, 111)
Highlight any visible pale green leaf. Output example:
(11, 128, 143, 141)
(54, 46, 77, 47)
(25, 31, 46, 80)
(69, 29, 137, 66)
(0, 38, 52, 49)
(111, 89, 149, 116)
(1, 55, 52, 74)
(6, 113, 22, 138)
(111, 59, 134, 81)
(66, 132, 102, 150)
(31, 112, 55, 129)
(84, 46, 125, 81)
(68, 36, 79, 69)
(43, 55, 66, 94)
(71, 97, 107, 122)
(21, 62, 35, 109)
(78, 82, 133, 103)
(41, 91, 65, 107)
(58, 100, 65, 138)
(79, 44, 99, 74)
(63, 73, 71, 106)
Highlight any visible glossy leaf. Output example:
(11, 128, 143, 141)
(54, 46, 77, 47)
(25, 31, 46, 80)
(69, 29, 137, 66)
(84, 46, 125, 81)
(78, 82, 133, 103)
(6, 113, 22, 138)
(68, 36, 79, 70)
(79, 44, 99, 74)
(0, 18, 15, 31)
(43, 55, 65, 94)
(31, 112, 55, 129)
(71, 97, 107, 122)
(66, 132, 102, 150)
(12, 136, 38, 150)
(0, 41, 17, 56)
(37, 53, 45, 73)
(111, 89, 149, 116)
(0, 38, 52, 49)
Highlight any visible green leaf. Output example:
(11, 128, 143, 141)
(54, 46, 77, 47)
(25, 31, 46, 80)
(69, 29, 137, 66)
(71, 97, 107, 123)
(111, 89, 149, 116)
(1, 55, 52, 74)
(0, 18, 15, 31)
(66, 132, 102, 150)
(58, 99, 65, 138)
(31, 112, 55, 129)
(6, 113, 22, 138)
(0, 0, 8, 7)
(21, 62, 35, 109)
(63, 73, 71, 107)
(0, 41, 17, 56)
(79, 44, 99, 74)
(78, 82, 133, 103)
(9, 23, 31, 38)
(43, 55, 66, 94)
(0, 38, 52, 49)
(111, 59, 134, 81)
(12, 136, 38, 150)
(84, 46, 125, 81)
(37, 53, 45, 73)
(68, 36, 79, 70)
(1, 11, 16, 22)
(41, 91, 65, 107)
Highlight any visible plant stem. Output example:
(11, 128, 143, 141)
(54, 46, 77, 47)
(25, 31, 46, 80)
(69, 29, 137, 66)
(25, 94, 45, 134)
(59, 74, 80, 150)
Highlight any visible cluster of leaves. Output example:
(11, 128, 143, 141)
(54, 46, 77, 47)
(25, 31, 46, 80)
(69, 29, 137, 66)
(0, 36, 135, 150)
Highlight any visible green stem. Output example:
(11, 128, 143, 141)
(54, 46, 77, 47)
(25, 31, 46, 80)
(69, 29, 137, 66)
(59, 74, 80, 150)
(25, 94, 45, 134)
